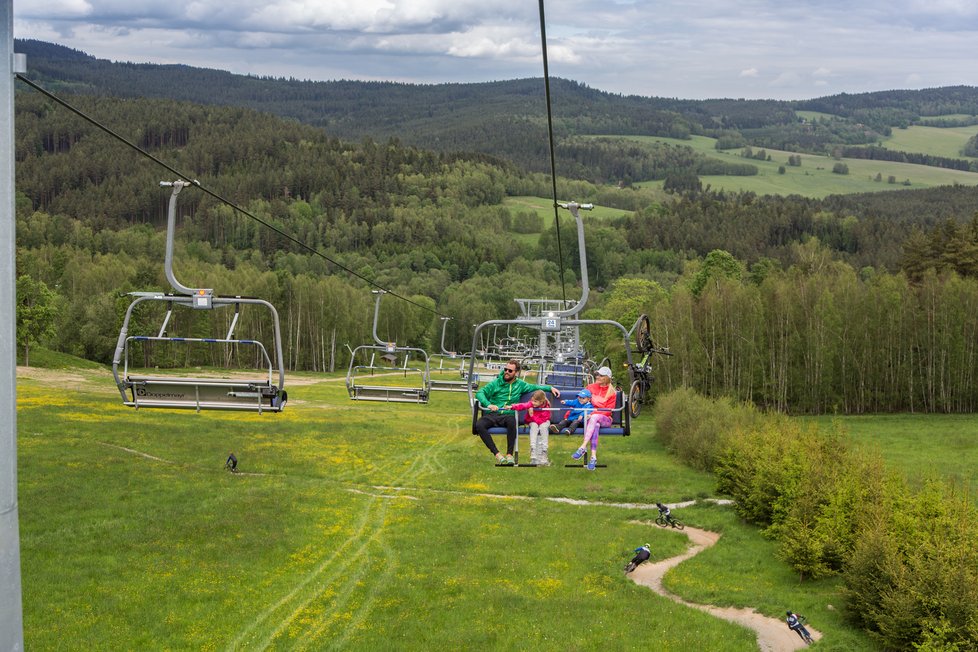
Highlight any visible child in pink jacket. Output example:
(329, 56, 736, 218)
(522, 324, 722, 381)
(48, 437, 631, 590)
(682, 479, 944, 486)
(504, 390, 552, 466)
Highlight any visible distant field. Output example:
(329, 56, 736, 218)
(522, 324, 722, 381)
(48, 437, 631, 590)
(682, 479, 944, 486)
(504, 196, 634, 221)
(881, 124, 978, 160)
(806, 413, 978, 501)
(502, 196, 635, 246)
(795, 110, 837, 121)
(608, 134, 978, 198)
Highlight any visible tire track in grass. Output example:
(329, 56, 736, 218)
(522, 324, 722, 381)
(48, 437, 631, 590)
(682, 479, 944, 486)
(249, 501, 390, 650)
(99, 435, 804, 649)
(233, 424, 455, 649)
(227, 493, 388, 650)
(296, 538, 397, 650)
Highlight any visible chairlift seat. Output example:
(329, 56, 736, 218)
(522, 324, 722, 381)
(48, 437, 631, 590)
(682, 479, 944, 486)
(472, 389, 629, 437)
(349, 384, 429, 403)
(122, 375, 286, 412)
(428, 378, 479, 393)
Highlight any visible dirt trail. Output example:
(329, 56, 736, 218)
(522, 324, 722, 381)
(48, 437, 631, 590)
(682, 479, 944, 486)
(628, 526, 821, 651)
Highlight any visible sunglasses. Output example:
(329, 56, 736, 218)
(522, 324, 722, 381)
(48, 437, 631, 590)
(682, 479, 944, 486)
(504, 368, 517, 373)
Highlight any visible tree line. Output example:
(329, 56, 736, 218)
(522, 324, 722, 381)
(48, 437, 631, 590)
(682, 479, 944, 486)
(19, 38, 978, 183)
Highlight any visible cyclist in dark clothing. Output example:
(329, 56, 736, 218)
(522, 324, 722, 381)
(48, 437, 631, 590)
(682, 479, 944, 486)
(786, 611, 813, 644)
(625, 543, 651, 572)
(656, 502, 676, 525)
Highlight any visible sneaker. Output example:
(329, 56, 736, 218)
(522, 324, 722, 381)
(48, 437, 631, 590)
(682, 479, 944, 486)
(549, 424, 558, 434)
(572, 447, 586, 460)
(560, 429, 571, 435)
(539, 456, 551, 467)
(504, 454, 515, 466)
(587, 458, 597, 470)
(495, 452, 506, 464)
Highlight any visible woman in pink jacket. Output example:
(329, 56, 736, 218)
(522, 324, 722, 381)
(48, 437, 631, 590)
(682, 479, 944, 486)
(504, 390, 553, 466)
(571, 366, 617, 470)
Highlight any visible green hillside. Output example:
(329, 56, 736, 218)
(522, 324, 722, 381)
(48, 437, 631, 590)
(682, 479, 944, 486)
(618, 134, 978, 198)
(881, 124, 978, 159)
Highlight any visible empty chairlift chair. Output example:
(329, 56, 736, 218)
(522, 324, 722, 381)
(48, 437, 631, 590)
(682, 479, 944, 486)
(346, 290, 431, 403)
(111, 180, 287, 413)
(428, 317, 479, 393)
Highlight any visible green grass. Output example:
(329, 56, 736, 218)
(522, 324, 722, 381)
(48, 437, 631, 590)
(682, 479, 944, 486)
(805, 413, 978, 500)
(881, 124, 978, 160)
(795, 111, 839, 122)
(603, 134, 978, 199)
(16, 346, 104, 370)
(17, 370, 877, 650)
(502, 196, 636, 247)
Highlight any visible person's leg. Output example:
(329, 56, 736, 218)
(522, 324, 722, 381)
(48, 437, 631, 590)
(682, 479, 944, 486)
(576, 419, 594, 452)
(586, 414, 611, 465)
(537, 421, 550, 465)
(475, 415, 501, 456)
(528, 422, 539, 463)
(503, 414, 517, 456)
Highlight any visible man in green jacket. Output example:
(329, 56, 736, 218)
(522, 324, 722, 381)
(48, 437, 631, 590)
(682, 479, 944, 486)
(474, 359, 561, 465)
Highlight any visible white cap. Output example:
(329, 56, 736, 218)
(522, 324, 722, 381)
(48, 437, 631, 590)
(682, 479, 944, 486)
(596, 366, 613, 377)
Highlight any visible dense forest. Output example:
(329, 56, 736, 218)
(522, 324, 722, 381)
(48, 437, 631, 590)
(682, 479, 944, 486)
(16, 39, 978, 174)
(13, 84, 978, 416)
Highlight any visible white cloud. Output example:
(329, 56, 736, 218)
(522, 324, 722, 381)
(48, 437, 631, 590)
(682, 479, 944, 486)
(12, 0, 978, 100)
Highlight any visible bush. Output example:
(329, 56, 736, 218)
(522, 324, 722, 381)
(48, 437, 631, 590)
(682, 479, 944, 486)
(652, 387, 760, 472)
(654, 387, 978, 648)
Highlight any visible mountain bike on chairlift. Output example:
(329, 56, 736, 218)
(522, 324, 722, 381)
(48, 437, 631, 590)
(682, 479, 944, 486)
(624, 314, 672, 418)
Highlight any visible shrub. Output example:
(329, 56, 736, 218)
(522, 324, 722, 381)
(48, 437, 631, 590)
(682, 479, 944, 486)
(652, 387, 760, 471)
(655, 387, 978, 648)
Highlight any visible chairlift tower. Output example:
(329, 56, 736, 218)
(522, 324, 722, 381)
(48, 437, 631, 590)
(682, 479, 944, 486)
(1, 0, 25, 644)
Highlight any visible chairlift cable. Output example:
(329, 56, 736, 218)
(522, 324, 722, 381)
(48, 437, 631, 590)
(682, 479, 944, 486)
(538, 0, 568, 306)
(14, 73, 449, 319)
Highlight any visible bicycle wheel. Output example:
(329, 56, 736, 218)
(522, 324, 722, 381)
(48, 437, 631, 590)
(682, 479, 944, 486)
(628, 380, 643, 418)
(636, 314, 653, 353)
(671, 519, 685, 531)
(654, 515, 668, 528)
(624, 561, 637, 573)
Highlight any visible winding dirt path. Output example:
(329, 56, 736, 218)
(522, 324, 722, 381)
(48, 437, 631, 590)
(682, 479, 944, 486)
(628, 526, 821, 651)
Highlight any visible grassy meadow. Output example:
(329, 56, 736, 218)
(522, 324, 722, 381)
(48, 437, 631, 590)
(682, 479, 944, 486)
(502, 196, 635, 247)
(16, 362, 879, 651)
(881, 124, 978, 160)
(806, 413, 978, 501)
(610, 134, 978, 198)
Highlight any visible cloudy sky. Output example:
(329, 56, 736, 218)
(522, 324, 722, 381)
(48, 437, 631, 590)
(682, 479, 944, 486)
(12, 0, 978, 100)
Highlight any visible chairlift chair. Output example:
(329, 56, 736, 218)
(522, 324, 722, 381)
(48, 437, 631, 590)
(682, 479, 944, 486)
(111, 181, 287, 412)
(428, 317, 478, 393)
(346, 290, 431, 403)
(468, 203, 634, 462)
